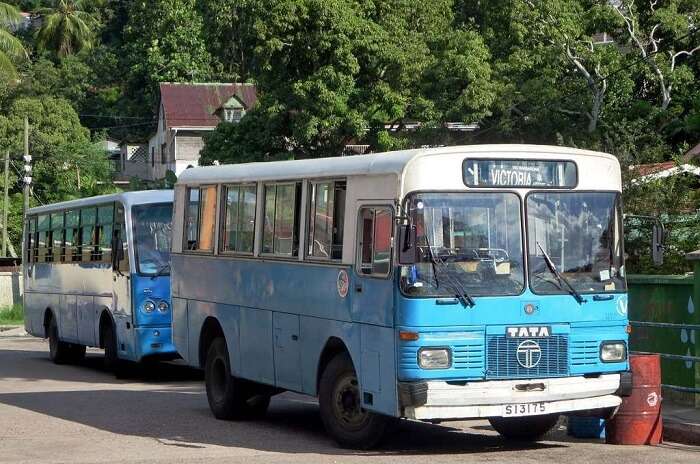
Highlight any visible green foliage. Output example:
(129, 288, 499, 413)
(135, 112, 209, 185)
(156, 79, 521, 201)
(0, 2, 27, 80)
(124, 0, 212, 109)
(35, 0, 97, 57)
(0, 303, 23, 324)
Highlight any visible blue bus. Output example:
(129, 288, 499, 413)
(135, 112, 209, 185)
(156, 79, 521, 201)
(23, 191, 176, 370)
(171, 145, 633, 448)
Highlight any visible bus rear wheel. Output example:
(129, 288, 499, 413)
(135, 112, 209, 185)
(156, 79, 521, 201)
(48, 317, 73, 364)
(205, 337, 271, 420)
(489, 414, 559, 441)
(318, 352, 390, 449)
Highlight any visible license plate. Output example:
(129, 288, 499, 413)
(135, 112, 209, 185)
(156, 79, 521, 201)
(502, 402, 547, 417)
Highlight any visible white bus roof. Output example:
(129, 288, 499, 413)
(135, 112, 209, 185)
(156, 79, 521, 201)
(177, 144, 618, 185)
(27, 190, 173, 215)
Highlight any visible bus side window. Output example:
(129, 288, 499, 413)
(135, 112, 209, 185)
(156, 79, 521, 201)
(262, 182, 301, 256)
(37, 214, 50, 263)
(307, 180, 346, 260)
(65, 210, 79, 262)
(26, 216, 36, 264)
(50, 212, 64, 263)
(185, 186, 217, 252)
(97, 204, 114, 263)
(221, 184, 257, 253)
(80, 208, 97, 262)
(357, 207, 393, 277)
(113, 203, 129, 272)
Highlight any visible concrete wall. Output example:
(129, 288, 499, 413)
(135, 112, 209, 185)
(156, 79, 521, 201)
(174, 135, 205, 161)
(0, 271, 22, 307)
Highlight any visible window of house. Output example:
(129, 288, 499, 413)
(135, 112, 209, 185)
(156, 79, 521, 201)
(65, 210, 80, 262)
(97, 204, 114, 263)
(151, 147, 155, 167)
(357, 207, 393, 277)
(37, 215, 50, 263)
(80, 208, 98, 262)
(262, 182, 301, 256)
(307, 180, 346, 260)
(224, 108, 244, 123)
(221, 184, 257, 253)
(161, 143, 167, 164)
(185, 186, 217, 252)
(50, 212, 64, 263)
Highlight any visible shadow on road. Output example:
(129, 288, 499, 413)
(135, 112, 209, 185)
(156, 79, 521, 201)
(0, 345, 570, 455)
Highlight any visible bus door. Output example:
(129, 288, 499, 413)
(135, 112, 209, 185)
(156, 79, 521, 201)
(352, 205, 395, 326)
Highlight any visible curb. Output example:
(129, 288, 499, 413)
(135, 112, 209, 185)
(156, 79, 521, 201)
(664, 418, 700, 446)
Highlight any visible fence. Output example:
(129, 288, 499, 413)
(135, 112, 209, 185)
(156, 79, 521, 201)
(628, 259, 700, 407)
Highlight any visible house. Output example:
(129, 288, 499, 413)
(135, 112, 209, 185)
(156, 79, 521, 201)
(147, 83, 257, 180)
(630, 143, 700, 184)
(116, 142, 149, 181)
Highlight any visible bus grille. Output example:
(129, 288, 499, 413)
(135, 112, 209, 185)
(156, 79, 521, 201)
(570, 340, 600, 367)
(486, 335, 569, 379)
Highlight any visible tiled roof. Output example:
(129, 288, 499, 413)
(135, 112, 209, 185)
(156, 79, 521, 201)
(159, 83, 257, 129)
(633, 161, 677, 177)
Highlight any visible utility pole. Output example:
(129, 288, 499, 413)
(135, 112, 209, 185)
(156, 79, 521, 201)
(2, 149, 9, 257)
(22, 117, 31, 262)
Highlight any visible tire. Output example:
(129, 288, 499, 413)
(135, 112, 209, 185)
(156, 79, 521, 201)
(318, 352, 390, 449)
(48, 316, 72, 364)
(205, 337, 271, 420)
(102, 322, 122, 372)
(489, 414, 560, 441)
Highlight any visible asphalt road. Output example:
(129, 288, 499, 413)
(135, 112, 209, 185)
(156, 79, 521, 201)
(0, 336, 697, 464)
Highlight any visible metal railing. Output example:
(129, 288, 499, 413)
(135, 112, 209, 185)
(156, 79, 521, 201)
(630, 320, 700, 394)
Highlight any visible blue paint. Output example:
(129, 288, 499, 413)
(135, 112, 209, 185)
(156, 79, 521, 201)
(129, 274, 177, 360)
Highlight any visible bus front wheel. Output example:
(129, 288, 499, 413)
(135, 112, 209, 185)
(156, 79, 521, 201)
(318, 352, 390, 449)
(205, 337, 270, 420)
(488, 414, 560, 441)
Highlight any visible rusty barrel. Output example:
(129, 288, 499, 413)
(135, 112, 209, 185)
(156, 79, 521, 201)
(605, 354, 662, 445)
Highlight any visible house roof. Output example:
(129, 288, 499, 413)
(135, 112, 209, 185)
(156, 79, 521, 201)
(159, 83, 257, 130)
(631, 161, 700, 183)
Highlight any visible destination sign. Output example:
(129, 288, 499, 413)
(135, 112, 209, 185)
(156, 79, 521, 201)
(463, 159, 577, 188)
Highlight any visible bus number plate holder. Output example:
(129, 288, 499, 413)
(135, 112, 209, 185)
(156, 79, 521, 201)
(502, 402, 547, 417)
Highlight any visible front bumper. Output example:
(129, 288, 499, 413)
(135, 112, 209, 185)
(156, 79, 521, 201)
(134, 326, 178, 361)
(400, 374, 622, 420)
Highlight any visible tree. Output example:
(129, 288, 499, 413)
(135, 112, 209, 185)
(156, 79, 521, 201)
(123, 0, 212, 109)
(0, 2, 27, 80)
(200, 0, 495, 163)
(34, 0, 97, 57)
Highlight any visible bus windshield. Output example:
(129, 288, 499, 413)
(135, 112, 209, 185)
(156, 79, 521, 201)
(132, 203, 173, 276)
(527, 192, 625, 294)
(401, 192, 525, 297)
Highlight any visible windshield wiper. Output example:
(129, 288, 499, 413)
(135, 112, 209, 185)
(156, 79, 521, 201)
(151, 262, 170, 279)
(536, 242, 586, 305)
(422, 235, 475, 308)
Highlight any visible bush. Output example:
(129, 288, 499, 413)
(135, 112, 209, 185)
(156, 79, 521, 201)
(0, 304, 24, 324)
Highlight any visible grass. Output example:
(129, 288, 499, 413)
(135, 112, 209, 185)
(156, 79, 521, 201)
(0, 304, 23, 326)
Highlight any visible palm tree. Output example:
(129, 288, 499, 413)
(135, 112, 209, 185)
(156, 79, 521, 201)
(35, 0, 96, 57)
(0, 2, 28, 79)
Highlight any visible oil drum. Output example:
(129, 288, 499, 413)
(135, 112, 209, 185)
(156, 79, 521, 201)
(605, 354, 662, 445)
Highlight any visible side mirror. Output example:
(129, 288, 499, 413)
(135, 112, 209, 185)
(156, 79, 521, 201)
(398, 224, 418, 265)
(652, 223, 665, 266)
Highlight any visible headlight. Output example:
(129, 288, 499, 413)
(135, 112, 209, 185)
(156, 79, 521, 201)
(157, 301, 169, 313)
(418, 348, 451, 369)
(142, 300, 155, 313)
(600, 342, 627, 362)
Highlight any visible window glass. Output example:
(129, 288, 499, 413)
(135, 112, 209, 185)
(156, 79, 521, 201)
(222, 184, 256, 253)
(65, 210, 79, 262)
(51, 213, 63, 262)
(133, 203, 172, 275)
(26, 216, 36, 263)
(185, 186, 217, 252)
(358, 207, 393, 277)
(308, 181, 346, 260)
(37, 230, 47, 262)
(463, 159, 577, 188)
(97, 205, 114, 263)
(263, 183, 301, 256)
(114, 203, 129, 272)
(400, 193, 524, 297)
(80, 208, 97, 261)
(185, 188, 200, 250)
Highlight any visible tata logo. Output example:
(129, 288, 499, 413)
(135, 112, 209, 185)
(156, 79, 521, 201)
(506, 326, 551, 338)
(516, 340, 542, 369)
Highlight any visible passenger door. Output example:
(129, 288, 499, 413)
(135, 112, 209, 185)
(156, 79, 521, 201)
(273, 312, 302, 391)
(350, 205, 395, 326)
